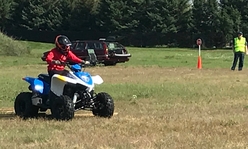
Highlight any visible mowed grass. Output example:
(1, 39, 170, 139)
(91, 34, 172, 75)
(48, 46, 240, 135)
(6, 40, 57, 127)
(1, 43, 248, 148)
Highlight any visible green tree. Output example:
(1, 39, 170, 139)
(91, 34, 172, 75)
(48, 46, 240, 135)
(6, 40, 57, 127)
(64, 0, 101, 31)
(219, 0, 241, 46)
(177, 0, 194, 47)
(192, 0, 221, 48)
(219, 0, 248, 36)
(10, 0, 102, 31)
(135, 0, 192, 46)
(96, 0, 129, 33)
(10, 0, 63, 30)
(0, 0, 14, 28)
(96, 0, 193, 46)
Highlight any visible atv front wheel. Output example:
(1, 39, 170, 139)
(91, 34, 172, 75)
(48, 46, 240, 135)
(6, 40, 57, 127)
(92, 92, 114, 118)
(51, 95, 74, 120)
(14, 92, 39, 119)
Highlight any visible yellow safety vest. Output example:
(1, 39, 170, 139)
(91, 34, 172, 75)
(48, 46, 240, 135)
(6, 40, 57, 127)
(234, 37, 246, 52)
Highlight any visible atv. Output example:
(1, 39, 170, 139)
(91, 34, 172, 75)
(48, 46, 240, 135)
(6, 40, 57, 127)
(14, 62, 114, 120)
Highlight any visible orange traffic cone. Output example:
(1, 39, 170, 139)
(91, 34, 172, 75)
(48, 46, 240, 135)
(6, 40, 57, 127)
(197, 56, 202, 69)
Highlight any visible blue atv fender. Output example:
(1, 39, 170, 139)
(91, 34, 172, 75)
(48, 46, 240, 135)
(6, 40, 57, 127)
(22, 77, 45, 94)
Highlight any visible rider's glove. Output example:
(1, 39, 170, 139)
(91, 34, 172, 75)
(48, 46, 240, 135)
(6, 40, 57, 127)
(81, 60, 90, 65)
(85, 61, 90, 65)
(52, 60, 61, 65)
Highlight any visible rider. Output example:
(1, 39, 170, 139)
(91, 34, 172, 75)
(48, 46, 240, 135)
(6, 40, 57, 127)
(46, 35, 88, 78)
(32, 35, 88, 106)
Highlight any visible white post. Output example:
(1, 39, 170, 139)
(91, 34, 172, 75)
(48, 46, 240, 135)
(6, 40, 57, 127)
(198, 44, 201, 57)
(196, 39, 202, 69)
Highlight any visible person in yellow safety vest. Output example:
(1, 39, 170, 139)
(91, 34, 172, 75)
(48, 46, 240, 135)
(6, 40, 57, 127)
(231, 32, 248, 71)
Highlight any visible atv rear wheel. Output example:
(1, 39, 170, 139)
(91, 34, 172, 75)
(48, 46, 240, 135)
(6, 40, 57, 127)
(14, 92, 39, 119)
(92, 92, 114, 118)
(51, 95, 74, 120)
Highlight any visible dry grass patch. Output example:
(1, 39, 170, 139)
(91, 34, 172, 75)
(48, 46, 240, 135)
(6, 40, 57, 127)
(1, 66, 248, 148)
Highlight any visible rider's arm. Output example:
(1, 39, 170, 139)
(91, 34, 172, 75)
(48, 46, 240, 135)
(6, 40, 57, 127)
(67, 51, 84, 63)
(45, 50, 55, 64)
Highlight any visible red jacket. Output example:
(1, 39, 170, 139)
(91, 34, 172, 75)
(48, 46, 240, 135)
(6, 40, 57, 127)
(46, 48, 83, 71)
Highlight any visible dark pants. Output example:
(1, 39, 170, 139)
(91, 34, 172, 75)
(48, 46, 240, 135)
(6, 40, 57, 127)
(45, 69, 70, 105)
(231, 52, 245, 70)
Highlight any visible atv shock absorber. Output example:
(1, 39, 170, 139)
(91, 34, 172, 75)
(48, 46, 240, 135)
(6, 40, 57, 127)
(72, 93, 79, 105)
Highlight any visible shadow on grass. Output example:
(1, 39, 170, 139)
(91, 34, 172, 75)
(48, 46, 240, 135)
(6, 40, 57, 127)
(0, 112, 52, 120)
(0, 112, 97, 121)
(0, 113, 16, 119)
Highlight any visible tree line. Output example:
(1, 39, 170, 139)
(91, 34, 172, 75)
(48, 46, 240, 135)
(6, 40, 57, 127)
(0, 0, 247, 48)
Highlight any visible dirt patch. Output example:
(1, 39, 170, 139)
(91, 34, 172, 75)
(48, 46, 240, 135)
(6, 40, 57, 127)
(0, 107, 118, 118)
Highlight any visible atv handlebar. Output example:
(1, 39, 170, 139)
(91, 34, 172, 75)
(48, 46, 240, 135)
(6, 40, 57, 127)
(52, 60, 92, 70)
(64, 61, 91, 70)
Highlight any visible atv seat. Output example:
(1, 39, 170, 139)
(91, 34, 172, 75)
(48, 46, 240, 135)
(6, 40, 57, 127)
(38, 74, 51, 84)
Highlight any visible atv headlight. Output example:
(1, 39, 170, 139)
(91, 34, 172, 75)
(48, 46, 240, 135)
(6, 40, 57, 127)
(35, 85, 43, 90)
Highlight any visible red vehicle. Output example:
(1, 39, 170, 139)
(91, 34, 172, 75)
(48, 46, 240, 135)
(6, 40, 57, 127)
(41, 38, 131, 66)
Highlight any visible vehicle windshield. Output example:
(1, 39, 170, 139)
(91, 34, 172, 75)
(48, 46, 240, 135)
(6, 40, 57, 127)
(106, 42, 123, 50)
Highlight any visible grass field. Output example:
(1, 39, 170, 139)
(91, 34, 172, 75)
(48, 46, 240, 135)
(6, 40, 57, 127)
(1, 42, 248, 149)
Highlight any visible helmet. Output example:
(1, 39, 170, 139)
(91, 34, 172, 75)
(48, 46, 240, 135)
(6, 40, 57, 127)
(238, 31, 243, 36)
(55, 35, 72, 54)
